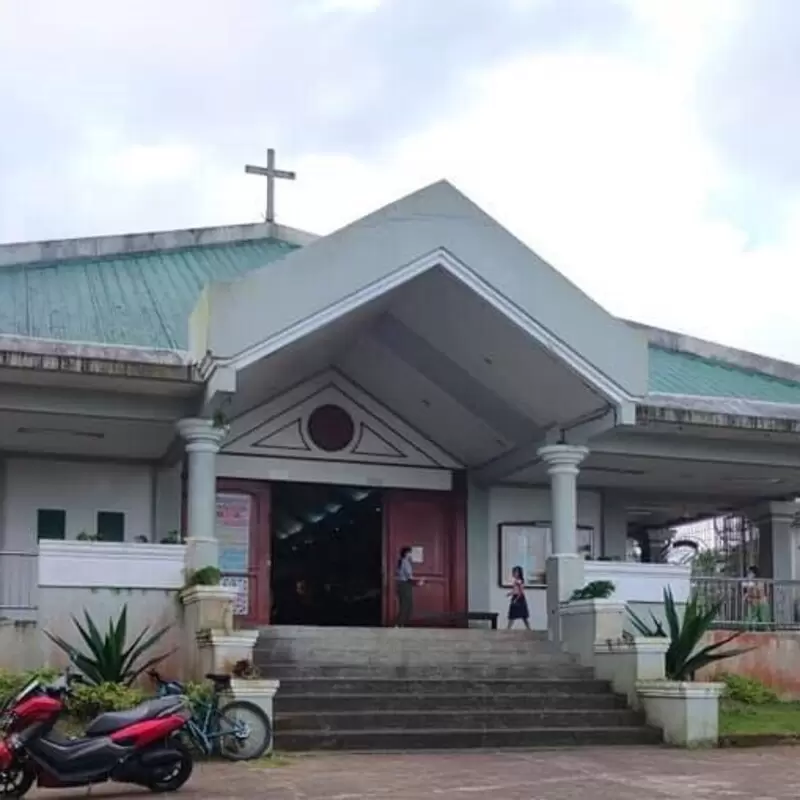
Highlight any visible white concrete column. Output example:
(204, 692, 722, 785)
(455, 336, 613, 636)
(754, 501, 798, 625)
(538, 444, 588, 555)
(177, 418, 228, 571)
(538, 444, 589, 644)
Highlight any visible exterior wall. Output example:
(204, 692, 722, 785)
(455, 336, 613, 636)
(3, 458, 155, 547)
(699, 630, 800, 699)
(155, 463, 182, 542)
(34, 540, 186, 676)
(601, 496, 629, 559)
(473, 486, 602, 629)
(37, 587, 183, 679)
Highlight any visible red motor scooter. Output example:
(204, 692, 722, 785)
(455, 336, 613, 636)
(0, 668, 193, 797)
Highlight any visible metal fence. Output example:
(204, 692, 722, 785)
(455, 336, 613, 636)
(0, 551, 38, 612)
(692, 576, 800, 630)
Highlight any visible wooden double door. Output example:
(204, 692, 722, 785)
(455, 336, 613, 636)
(212, 479, 466, 627)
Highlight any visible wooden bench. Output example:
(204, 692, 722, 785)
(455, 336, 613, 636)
(416, 611, 499, 630)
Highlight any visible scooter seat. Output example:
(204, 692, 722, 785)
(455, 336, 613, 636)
(85, 696, 184, 736)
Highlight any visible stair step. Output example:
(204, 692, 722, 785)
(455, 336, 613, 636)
(274, 678, 615, 695)
(258, 664, 593, 679)
(276, 709, 644, 732)
(260, 626, 550, 641)
(276, 725, 663, 751)
(276, 692, 628, 712)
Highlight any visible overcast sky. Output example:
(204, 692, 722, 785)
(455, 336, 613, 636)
(1, 0, 798, 361)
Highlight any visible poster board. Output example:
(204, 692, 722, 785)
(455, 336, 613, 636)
(498, 523, 550, 587)
(498, 522, 597, 586)
(215, 493, 251, 574)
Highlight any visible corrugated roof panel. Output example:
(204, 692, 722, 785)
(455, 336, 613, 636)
(0, 238, 296, 350)
(4, 235, 800, 408)
(648, 346, 800, 404)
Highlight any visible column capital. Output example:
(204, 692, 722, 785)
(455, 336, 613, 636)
(177, 418, 228, 454)
(537, 444, 589, 475)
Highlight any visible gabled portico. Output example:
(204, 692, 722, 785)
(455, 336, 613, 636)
(180, 181, 651, 634)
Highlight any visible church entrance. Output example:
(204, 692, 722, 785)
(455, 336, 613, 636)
(270, 482, 383, 626)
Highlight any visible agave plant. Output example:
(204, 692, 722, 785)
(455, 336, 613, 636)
(628, 587, 753, 681)
(45, 605, 172, 686)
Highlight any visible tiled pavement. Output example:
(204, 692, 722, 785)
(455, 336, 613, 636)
(29, 747, 800, 799)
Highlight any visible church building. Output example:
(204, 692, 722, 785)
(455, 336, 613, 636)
(2, 178, 800, 635)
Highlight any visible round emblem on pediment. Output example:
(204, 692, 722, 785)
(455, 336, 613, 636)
(307, 404, 355, 452)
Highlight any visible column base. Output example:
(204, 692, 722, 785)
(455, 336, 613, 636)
(546, 554, 584, 643)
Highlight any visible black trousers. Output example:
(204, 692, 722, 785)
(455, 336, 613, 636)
(396, 581, 413, 626)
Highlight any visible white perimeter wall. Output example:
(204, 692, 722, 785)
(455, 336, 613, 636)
(1, 458, 181, 549)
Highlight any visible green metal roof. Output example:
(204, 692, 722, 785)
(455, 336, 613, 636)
(648, 346, 800, 404)
(0, 238, 297, 350)
(3, 239, 800, 405)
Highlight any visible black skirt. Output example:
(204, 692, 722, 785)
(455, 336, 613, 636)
(508, 595, 529, 620)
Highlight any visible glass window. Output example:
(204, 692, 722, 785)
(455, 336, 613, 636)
(96, 511, 125, 542)
(37, 509, 66, 541)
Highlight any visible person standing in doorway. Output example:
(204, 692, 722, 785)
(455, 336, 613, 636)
(395, 546, 421, 627)
(507, 565, 531, 630)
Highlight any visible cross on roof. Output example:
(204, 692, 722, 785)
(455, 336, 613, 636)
(244, 148, 296, 223)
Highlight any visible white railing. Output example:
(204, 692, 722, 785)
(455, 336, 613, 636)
(0, 551, 38, 611)
(692, 577, 800, 629)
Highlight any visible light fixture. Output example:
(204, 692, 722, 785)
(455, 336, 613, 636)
(17, 427, 105, 439)
(722, 476, 783, 485)
(582, 466, 646, 476)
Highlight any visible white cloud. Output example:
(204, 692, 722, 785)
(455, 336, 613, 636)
(2, 0, 800, 363)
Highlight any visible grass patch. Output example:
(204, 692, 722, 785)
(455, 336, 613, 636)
(721, 700, 800, 736)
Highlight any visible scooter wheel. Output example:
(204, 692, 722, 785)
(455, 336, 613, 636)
(0, 762, 35, 798)
(146, 741, 193, 794)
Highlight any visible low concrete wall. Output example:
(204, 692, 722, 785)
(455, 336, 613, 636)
(0, 620, 41, 671)
(38, 587, 184, 680)
(698, 629, 800, 698)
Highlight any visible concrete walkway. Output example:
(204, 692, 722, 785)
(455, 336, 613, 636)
(29, 747, 800, 798)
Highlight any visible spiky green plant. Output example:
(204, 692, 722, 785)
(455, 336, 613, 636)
(569, 580, 615, 601)
(45, 605, 172, 686)
(627, 587, 753, 681)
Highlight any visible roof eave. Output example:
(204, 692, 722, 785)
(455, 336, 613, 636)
(0, 335, 200, 383)
(637, 400, 800, 435)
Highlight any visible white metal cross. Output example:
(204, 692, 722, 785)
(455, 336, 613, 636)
(244, 148, 296, 223)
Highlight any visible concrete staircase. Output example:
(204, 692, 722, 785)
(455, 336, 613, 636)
(254, 626, 661, 751)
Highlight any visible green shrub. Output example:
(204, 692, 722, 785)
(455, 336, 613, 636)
(0, 668, 59, 702)
(45, 605, 172, 686)
(722, 673, 778, 705)
(185, 680, 213, 707)
(184, 566, 221, 588)
(68, 682, 146, 722)
(569, 580, 615, 601)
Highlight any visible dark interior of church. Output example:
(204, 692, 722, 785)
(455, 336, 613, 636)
(270, 482, 383, 626)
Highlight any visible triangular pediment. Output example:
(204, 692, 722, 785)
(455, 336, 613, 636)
(223, 371, 460, 469)
(200, 181, 648, 401)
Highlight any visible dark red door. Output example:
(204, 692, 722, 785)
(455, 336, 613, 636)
(215, 479, 271, 626)
(383, 487, 466, 626)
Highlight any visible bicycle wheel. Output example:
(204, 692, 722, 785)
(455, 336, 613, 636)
(216, 701, 272, 761)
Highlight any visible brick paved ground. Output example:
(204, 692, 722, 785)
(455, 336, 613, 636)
(29, 746, 800, 799)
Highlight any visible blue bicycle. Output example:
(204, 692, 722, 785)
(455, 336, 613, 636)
(148, 670, 272, 761)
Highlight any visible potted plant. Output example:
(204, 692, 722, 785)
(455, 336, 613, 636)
(559, 581, 622, 665)
(630, 588, 754, 746)
(179, 566, 237, 634)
